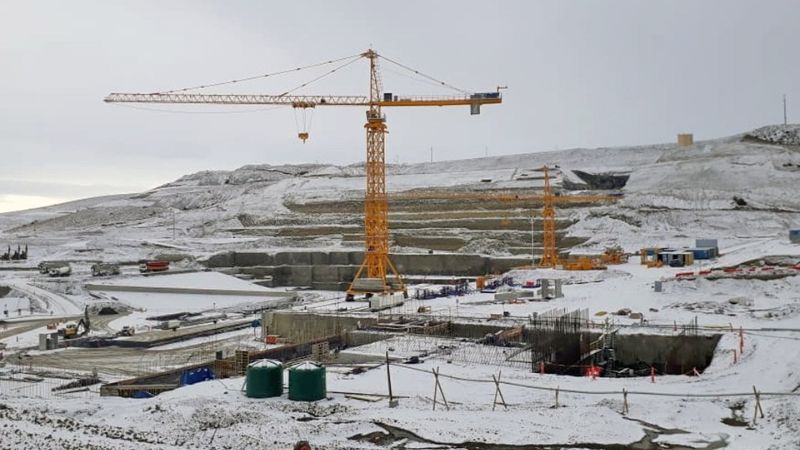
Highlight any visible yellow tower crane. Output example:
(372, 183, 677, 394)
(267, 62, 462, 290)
(104, 49, 503, 296)
(537, 166, 617, 269)
(538, 166, 560, 268)
(391, 165, 616, 268)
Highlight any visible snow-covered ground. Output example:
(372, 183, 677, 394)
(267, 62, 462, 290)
(1, 125, 799, 449)
(86, 272, 293, 317)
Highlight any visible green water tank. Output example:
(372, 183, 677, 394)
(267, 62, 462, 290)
(245, 359, 283, 398)
(288, 361, 326, 401)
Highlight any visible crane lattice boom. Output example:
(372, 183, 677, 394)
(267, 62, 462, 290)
(104, 93, 500, 108)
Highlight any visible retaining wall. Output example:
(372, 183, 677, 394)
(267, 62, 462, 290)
(263, 311, 378, 342)
(205, 251, 531, 289)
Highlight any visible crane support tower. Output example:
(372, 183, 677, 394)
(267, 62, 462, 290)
(535, 166, 616, 269)
(104, 49, 503, 295)
(538, 166, 559, 268)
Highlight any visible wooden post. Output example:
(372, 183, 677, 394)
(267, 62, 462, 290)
(752, 385, 764, 425)
(530, 347, 535, 373)
(386, 351, 396, 407)
(540, 361, 545, 375)
(739, 326, 744, 354)
(733, 349, 738, 364)
(491, 372, 507, 411)
(622, 388, 629, 415)
(650, 366, 655, 383)
(432, 367, 449, 411)
(432, 367, 438, 410)
(555, 385, 560, 408)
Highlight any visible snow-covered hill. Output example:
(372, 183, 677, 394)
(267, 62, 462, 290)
(0, 125, 798, 262)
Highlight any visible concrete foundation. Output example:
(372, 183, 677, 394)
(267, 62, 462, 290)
(207, 251, 531, 290)
(262, 311, 378, 343)
(265, 312, 721, 376)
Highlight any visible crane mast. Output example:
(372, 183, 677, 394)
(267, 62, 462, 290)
(104, 49, 502, 296)
(352, 49, 403, 294)
(538, 166, 560, 268)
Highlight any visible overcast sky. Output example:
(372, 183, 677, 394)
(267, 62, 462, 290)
(1, 0, 797, 213)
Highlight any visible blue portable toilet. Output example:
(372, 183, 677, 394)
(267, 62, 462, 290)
(790, 229, 800, 244)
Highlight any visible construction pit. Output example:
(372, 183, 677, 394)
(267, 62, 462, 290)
(3, 251, 800, 449)
(263, 311, 722, 378)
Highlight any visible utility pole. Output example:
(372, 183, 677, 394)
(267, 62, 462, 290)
(784, 94, 788, 128)
(430, 146, 433, 163)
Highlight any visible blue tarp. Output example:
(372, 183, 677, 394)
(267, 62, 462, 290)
(133, 390, 154, 399)
(180, 367, 215, 386)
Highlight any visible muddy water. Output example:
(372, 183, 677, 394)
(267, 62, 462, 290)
(350, 418, 729, 450)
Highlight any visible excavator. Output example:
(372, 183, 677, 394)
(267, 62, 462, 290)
(62, 306, 91, 339)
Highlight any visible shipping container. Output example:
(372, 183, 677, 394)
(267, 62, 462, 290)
(368, 293, 405, 311)
(688, 247, 715, 260)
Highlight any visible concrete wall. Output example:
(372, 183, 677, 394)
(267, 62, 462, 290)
(259, 313, 721, 375)
(83, 283, 294, 298)
(613, 333, 720, 374)
(205, 251, 530, 289)
(263, 311, 378, 342)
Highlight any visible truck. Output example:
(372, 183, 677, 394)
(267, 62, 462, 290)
(91, 262, 120, 276)
(115, 326, 135, 337)
(139, 259, 170, 273)
(48, 264, 72, 277)
(38, 261, 65, 274)
(159, 320, 181, 331)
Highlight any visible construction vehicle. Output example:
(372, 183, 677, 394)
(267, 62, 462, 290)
(62, 323, 80, 339)
(91, 262, 120, 276)
(61, 306, 91, 339)
(600, 246, 628, 265)
(48, 264, 71, 277)
(115, 326, 135, 337)
(38, 261, 65, 274)
(1, 245, 27, 261)
(105, 49, 503, 296)
(139, 260, 169, 273)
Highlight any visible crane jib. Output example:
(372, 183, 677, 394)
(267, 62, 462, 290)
(103, 93, 502, 108)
